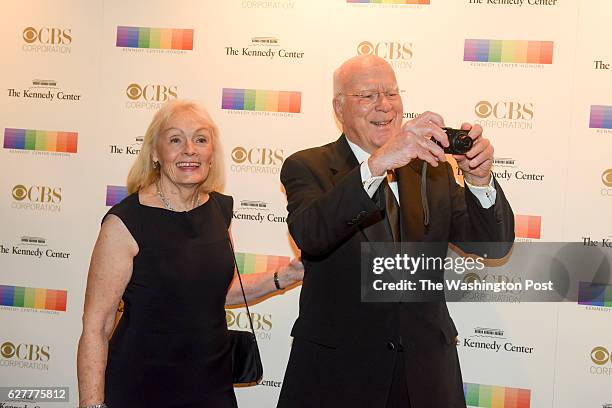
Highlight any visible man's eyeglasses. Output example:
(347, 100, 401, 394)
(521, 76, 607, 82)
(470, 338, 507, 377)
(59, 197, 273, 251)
(341, 89, 405, 105)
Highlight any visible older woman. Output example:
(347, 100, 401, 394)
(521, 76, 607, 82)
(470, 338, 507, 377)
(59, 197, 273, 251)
(77, 100, 303, 408)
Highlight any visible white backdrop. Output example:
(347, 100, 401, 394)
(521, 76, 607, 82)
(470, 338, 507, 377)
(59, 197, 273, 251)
(1, 1, 611, 407)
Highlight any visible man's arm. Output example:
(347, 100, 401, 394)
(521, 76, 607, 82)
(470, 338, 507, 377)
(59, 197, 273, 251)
(447, 164, 515, 258)
(281, 154, 381, 257)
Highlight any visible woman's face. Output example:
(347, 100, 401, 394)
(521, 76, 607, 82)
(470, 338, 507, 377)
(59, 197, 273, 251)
(152, 109, 214, 189)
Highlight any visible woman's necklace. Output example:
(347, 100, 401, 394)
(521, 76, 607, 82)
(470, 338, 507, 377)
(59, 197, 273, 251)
(156, 182, 200, 211)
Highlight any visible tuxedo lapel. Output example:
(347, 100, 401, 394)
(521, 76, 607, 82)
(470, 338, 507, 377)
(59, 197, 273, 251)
(329, 135, 390, 244)
(397, 160, 426, 241)
(329, 134, 359, 185)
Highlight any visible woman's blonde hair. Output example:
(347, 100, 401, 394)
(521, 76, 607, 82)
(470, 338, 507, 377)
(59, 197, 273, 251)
(126, 99, 225, 194)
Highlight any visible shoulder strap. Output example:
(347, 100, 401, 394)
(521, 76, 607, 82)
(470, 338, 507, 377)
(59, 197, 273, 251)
(210, 194, 257, 338)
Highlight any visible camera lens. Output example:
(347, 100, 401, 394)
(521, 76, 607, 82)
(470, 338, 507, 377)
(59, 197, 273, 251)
(454, 131, 473, 154)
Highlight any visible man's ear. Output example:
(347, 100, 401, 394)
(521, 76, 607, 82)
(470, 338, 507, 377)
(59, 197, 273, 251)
(333, 97, 344, 124)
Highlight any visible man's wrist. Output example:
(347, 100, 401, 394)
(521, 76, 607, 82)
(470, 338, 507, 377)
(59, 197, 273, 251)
(367, 155, 386, 177)
(464, 172, 492, 187)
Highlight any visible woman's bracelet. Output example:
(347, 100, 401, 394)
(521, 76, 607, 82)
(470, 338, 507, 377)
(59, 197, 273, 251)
(273, 270, 282, 290)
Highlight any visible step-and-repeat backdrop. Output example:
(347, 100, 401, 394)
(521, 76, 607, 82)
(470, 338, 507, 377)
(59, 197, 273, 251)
(1, 1, 611, 407)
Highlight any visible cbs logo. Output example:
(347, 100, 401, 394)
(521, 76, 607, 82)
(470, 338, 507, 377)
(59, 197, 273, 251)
(23, 27, 72, 45)
(591, 346, 611, 365)
(0, 341, 50, 362)
(601, 169, 612, 196)
(231, 147, 284, 166)
(12, 185, 61, 203)
(463, 273, 480, 284)
(0, 342, 15, 358)
(475, 101, 534, 120)
(231, 147, 248, 164)
(12, 185, 28, 201)
(126, 83, 178, 102)
(602, 169, 612, 187)
(357, 41, 413, 60)
(463, 272, 522, 285)
(226, 310, 272, 331)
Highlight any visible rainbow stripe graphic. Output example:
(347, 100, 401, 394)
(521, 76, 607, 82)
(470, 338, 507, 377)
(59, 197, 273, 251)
(515, 215, 541, 239)
(235, 253, 291, 275)
(116, 26, 193, 50)
(0, 285, 67, 312)
(4, 128, 78, 153)
(464, 383, 531, 408)
(464, 39, 553, 64)
(222, 88, 301, 113)
(578, 282, 612, 307)
(347, 0, 429, 3)
(106, 185, 128, 206)
(589, 105, 612, 129)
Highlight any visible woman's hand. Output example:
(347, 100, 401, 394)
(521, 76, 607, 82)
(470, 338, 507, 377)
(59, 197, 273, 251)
(278, 258, 304, 289)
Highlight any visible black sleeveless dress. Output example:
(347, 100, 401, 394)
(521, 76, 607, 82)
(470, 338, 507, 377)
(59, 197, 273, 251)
(103, 192, 237, 408)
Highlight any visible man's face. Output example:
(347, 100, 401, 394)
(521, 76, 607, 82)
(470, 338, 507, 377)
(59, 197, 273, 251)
(335, 61, 403, 153)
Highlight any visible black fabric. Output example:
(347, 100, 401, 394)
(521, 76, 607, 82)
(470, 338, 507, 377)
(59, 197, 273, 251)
(385, 353, 411, 408)
(228, 330, 263, 384)
(103, 192, 238, 408)
(277, 134, 514, 408)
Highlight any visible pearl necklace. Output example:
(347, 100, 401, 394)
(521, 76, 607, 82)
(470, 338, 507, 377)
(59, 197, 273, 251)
(156, 182, 200, 212)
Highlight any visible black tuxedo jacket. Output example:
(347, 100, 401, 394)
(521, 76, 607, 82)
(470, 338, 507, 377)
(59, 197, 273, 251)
(277, 135, 514, 408)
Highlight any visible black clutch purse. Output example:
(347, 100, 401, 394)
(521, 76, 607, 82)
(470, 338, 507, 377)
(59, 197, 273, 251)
(213, 195, 264, 386)
(228, 329, 263, 385)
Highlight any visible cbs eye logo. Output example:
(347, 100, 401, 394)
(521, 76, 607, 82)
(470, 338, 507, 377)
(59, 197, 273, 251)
(0, 341, 50, 362)
(356, 41, 412, 60)
(10, 185, 62, 203)
(126, 84, 142, 100)
(463, 272, 480, 283)
(22, 27, 72, 45)
(226, 310, 236, 326)
(1, 342, 16, 358)
(602, 169, 612, 188)
(125, 83, 178, 102)
(231, 147, 248, 164)
(475, 101, 493, 119)
(357, 41, 374, 56)
(474, 101, 534, 120)
(12, 185, 27, 201)
(22, 27, 38, 43)
(225, 310, 272, 331)
(230, 147, 284, 166)
(591, 346, 611, 365)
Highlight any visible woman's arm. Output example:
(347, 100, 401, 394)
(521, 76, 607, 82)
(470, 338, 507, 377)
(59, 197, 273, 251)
(77, 215, 138, 406)
(225, 258, 304, 306)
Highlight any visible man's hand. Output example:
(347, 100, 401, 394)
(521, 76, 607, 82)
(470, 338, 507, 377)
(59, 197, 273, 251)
(368, 111, 450, 176)
(453, 123, 493, 186)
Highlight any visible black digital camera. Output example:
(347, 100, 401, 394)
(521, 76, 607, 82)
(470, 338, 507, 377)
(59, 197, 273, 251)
(434, 127, 473, 155)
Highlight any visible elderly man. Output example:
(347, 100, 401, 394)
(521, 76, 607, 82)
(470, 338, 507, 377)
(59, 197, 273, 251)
(277, 55, 514, 408)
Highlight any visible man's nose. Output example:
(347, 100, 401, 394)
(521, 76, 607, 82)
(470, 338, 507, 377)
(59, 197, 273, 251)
(375, 93, 393, 111)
